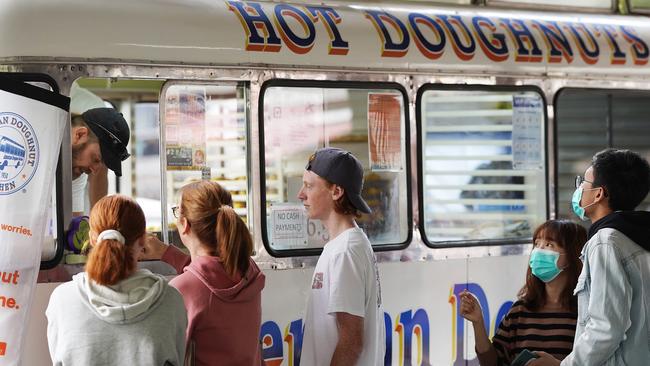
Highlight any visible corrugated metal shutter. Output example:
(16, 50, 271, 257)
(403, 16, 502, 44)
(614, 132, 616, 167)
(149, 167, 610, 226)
(556, 89, 650, 221)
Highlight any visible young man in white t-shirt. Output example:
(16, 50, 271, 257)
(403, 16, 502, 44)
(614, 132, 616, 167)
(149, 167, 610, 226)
(298, 147, 385, 366)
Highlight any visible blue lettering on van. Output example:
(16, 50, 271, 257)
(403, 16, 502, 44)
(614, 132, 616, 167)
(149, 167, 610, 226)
(599, 24, 627, 64)
(260, 282, 512, 365)
(364, 10, 410, 57)
(531, 21, 574, 63)
(227, 1, 650, 66)
(306, 6, 349, 55)
(227, 1, 282, 52)
(620, 26, 649, 65)
(260, 321, 283, 366)
(437, 15, 476, 61)
(472, 16, 509, 62)
(500, 18, 543, 62)
(274, 4, 316, 54)
(407, 13, 447, 60)
(566, 23, 600, 64)
(227, 1, 349, 55)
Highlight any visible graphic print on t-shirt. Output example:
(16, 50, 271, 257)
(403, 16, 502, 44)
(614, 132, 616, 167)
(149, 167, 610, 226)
(373, 257, 382, 308)
(312, 272, 323, 289)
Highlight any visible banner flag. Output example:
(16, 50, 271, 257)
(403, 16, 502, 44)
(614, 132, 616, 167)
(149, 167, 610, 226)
(0, 77, 69, 366)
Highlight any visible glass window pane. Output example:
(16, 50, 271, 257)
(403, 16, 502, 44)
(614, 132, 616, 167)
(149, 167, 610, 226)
(74, 79, 164, 233)
(612, 93, 650, 211)
(556, 89, 650, 218)
(555, 90, 609, 220)
(420, 88, 547, 244)
(162, 84, 248, 246)
(133, 102, 162, 231)
(262, 85, 409, 253)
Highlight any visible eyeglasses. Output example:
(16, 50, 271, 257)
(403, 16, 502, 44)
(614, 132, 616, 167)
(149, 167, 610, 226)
(575, 175, 595, 188)
(171, 206, 180, 218)
(86, 120, 130, 161)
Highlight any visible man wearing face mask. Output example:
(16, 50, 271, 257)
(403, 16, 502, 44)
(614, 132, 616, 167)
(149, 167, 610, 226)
(531, 148, 650, 366)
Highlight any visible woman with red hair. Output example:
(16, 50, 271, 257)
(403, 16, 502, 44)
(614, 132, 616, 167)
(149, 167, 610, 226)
(46, 195, 187, 366)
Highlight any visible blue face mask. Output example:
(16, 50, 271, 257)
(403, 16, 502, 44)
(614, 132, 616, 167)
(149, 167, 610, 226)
(572, 187, 588, 221)
(529, 248, 563, 283)
(571, 187, 598, 221)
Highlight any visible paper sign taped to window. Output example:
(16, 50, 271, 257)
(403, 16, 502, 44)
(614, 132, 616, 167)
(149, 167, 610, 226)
(368, 93, 403, 171)
(270, 204, 308, 249)
(164, 87, 207, 170)
(512, 94, 543, 170)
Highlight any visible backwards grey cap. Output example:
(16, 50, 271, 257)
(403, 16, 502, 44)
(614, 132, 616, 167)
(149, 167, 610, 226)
(306, 147, 371, 214)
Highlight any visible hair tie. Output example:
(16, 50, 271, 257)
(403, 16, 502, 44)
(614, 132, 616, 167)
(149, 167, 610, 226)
(96, 230, 125, 244)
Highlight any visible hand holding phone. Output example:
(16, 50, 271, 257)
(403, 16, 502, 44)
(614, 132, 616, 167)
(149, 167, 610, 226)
(511, 349, 539, 366)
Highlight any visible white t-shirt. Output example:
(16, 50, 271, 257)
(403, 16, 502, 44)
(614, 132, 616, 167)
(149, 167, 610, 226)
(301, 227, 385, 366)
(71, 173, 88, 213)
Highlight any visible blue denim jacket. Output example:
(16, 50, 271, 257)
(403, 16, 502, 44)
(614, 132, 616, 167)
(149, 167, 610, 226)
(561, 228, 650, 366)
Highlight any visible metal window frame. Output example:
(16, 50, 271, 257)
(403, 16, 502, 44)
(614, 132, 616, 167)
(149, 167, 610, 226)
(258, 79, 413, 258)
(159, 80, 250, 245)
(416, 83, 550, 248)
(553, 86, 650, 217)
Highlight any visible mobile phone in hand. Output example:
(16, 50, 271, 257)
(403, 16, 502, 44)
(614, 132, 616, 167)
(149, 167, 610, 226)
(511, 349, 539, 366)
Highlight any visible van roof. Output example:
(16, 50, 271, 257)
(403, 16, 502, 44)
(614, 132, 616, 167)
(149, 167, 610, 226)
(2, 0, 650, 76)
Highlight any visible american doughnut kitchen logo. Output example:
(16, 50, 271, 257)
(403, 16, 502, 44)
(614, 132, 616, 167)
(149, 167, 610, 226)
(0, 112, 39, 195)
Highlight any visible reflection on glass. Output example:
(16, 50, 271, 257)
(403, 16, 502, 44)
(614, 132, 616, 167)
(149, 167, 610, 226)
(421, 89, 547, 243)
(556, 89, 650, 218)
(162, 84, 248, 246)
(263, 86, 408, 251)
(134, 103, 162, 231)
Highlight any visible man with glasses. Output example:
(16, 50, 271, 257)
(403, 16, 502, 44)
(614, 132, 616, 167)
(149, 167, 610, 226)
(532, 148, 650, 366)
(70, 107, 130, 215)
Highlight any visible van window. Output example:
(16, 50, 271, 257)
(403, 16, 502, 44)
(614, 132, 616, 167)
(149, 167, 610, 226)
(161, 83, 248, 246)
(556, 88, 650, 219)
(73, 79, 163, 233)
(261, 82, 410, 256)
(66, 80, 248, 257)
(418, 86, 547, 246)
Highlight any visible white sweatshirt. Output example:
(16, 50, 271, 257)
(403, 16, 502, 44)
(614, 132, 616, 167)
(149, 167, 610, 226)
(46, 269, 187, 366)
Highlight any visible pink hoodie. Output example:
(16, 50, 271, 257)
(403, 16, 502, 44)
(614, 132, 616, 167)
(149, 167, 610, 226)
(163, 245, 265, 366)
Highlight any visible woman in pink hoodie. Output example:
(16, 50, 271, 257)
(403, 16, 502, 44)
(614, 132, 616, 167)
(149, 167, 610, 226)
(145, 181, 265, 366)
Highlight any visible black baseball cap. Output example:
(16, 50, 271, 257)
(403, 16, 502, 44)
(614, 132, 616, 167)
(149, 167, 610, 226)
(306, 147, 371, 214)
(81, 108, 130, 177)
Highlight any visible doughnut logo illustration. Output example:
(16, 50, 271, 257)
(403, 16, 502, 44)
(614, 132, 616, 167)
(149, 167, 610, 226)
(0, 112, 39, 195)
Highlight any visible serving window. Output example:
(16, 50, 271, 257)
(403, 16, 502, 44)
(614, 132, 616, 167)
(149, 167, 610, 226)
(418, 86, 548, 246)
(65, 80, 248, 251)
(160, 83, 248, 246)
(260, 81, 411, 256)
